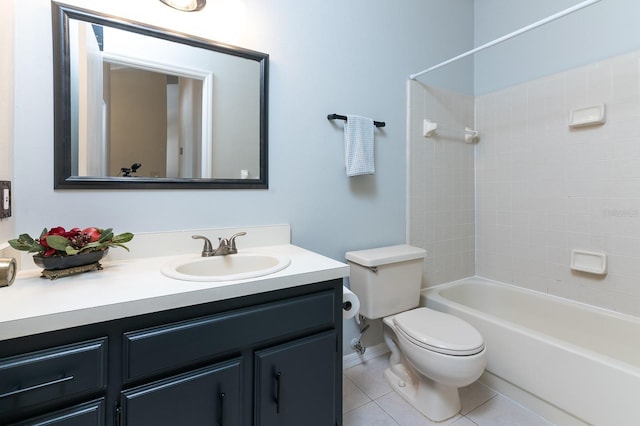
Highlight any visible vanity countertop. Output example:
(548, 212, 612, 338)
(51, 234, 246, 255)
(0, 244, 349, 341)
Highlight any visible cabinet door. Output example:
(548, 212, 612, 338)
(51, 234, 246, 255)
(255, 331, 336, 426)
(10, 398, 105, 426)
(121, 358, 241, 426)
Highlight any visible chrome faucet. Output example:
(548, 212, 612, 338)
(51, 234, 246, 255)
(228, 232, 246, 253)
(214, 232, 247, 255)
(192, 235, 214, 257)
(192, 232, 246, 257)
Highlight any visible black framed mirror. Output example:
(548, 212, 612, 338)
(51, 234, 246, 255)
(52, 2, 268, 189)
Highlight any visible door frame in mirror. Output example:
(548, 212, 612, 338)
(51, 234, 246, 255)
(52, 2, 268, 189)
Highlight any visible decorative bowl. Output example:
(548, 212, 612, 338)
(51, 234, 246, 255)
(33, 249, 108, 271)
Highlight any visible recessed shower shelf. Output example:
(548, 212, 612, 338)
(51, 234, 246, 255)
(570, 249, 607, 275)
(568, 104, 606, 128)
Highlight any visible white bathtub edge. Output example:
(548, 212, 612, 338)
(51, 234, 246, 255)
(421, 276, 640, 426)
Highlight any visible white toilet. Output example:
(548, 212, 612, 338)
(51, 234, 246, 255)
(346, 245, 486, 422)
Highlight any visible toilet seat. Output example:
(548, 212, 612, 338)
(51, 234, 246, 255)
(393, 308, 484, 356)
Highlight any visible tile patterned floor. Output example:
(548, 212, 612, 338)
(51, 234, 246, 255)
(343, 354, 555, 426)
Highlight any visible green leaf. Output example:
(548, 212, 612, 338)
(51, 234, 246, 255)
(66, 246, 80, 255)
(45, 235, 71, 251)
(8, 234, 43, 253)
(112, 232, 134, 243)
(8, 238, 33, 251)
(110, 243, 130, 252)
(28, 243, 46, 254)
(77, 242, 104, 252)
(99, 228, 113, 243)
(19, 233, 35, 244)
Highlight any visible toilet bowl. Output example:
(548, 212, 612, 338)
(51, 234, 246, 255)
(382, 308, 486, 421)
(345, 245, 487, 422)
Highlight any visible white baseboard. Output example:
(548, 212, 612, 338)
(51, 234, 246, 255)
(342, 342, 389, 370)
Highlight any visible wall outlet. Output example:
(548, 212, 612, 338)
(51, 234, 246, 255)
(0, 181, 11, 219)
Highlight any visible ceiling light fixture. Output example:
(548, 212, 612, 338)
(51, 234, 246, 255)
(159, 0, 206, 12)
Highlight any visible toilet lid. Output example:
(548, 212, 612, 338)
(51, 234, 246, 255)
(393, 308, 484, 356)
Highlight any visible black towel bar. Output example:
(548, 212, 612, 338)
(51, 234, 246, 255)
(327, 114, 385, 128)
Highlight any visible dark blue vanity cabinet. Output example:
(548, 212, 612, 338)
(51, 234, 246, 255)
(0, 279, 343, 425)
(121, 359, 242, 425)
(0, 339, 108, 425)
(11, 399, 106, 426)
(255, 331, 337, 425)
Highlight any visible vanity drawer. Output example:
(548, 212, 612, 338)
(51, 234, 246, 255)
(0, 338, 107, 415)
(123, 290, 335, 381)
(11, 398, 106, 426)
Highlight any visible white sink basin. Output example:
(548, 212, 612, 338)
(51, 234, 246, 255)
(161, 253, 291, 282)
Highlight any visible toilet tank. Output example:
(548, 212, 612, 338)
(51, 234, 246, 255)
(345, 245, 426, 319)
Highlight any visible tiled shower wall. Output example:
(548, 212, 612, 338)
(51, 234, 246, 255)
(476, 52, 640, 316)
(409, 51, 640, 317)
(407, 81, 475, 287)
(476, 50, 640, 317)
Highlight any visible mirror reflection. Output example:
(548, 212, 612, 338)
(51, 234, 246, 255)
(53, 3, 268, 189)
(101, 67, 203, 178)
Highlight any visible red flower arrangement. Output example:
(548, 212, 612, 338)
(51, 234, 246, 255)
(9, 226, 133, 257)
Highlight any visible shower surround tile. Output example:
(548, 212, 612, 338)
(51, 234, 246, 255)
(407, 81, 475, 287)
(475, 49, 640, 316)
(408, 49, 640, 318)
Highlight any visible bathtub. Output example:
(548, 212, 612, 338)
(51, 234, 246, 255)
(421, 277, 640, 426)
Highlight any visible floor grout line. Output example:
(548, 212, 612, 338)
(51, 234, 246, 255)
(343, 353, 555, 426)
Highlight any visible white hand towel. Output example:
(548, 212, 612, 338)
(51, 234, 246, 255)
(344, 115, 375, 176)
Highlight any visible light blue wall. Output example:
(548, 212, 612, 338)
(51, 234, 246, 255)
(474, 0, 640, 95)
(10, 0, 473, 352)
(11, 0, 474, 263)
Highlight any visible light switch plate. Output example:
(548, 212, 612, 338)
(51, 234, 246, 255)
(0, 181, 11, 219)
